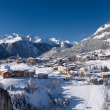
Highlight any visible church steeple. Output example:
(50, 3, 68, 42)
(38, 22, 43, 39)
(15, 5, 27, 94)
(17, 54, 19, 58)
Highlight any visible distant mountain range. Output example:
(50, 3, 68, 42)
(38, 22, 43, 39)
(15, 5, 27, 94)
(0, 33, 77, 59)
(42, 21, 110, 58)
(1, 21, 110, 59)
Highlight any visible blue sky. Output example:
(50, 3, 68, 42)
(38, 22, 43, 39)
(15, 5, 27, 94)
(0, 0, 110, 42)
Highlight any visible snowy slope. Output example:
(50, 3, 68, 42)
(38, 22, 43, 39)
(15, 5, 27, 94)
(87, 21, 110, 40)
(42, 21, 110, 58)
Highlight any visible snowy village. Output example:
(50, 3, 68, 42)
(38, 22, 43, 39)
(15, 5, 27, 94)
(1, 1, 110, 110)
(0, 53, 110, 110)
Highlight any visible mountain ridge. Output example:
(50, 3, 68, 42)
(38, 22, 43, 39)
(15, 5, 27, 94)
(0, 33, 77, 59)
(42, 21, 110, 58)
(0, 33, 77, 46)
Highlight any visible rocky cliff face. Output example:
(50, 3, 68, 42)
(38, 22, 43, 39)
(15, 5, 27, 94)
(0, 88, 13, 110)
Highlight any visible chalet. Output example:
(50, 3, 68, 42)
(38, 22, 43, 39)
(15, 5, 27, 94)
(79, 67, 88, 72)
(26, 57, 36, 65)
(78, 72, 85, 77)
(53, 66, 58, 70)
(76, 63, 84, 69)
(2, 71, 12, 78)
(0, 70, 4, 75)
(101, 73, 109, 79)
(100, 55, 110, 60)
(84, 72, 90, 77)
(63, 76, 72, 80)
(68, 63, 76, 66)
(38, 73, 48, 79)
(29, 61, 36, 65)
(44, 63, 53, 67)
(69, 66, 76, 71)
(88, 56, 96, 60)
(13, 69, 35, 77)
(42, 58, 50, 63)
(97, 78, 103, 84)
(56, 58, 62, 64)
(53, 71, 61, 75)
(8, 56, 17, 60)
(54, 64, 60, 66)
(0, 64, 35, 78)
(0, 65, 12, 78)
(63, 63, 68, 67)
(13, 70, 24, 77)
(58, 65, 78, 75)
(88, 77, 98, 84)
(35, 58, 43, 63)
(96, 57, 100, 60)
(63, 68, 70, 74)
(81, 57, 88, 62)
(58, 66, 65, 72)
(28, 70, 35, 77)
(17, 57, 23, 63)
(7, 59, 14, 63)
(1, 60, 8, 64)
(58, 66, 68, 73)
(69, 71, 78, 77)
(24, 70, 30, 77)
(24, 69, 35, 77)
(62, 58, 69, 63)
(27, 57, 34, 62)
(75, 56, 82, 62)
(78, 67, 90, 77)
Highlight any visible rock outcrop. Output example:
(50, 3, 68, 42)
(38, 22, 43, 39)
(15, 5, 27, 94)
(0, 88, 13, 110)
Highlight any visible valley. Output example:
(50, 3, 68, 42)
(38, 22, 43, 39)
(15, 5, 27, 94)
(0, 21, 110, 110)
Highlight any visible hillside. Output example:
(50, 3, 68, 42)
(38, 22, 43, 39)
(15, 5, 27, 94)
(42, 21, 110, 58)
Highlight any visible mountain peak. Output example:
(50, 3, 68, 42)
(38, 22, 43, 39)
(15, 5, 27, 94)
(41, 21, 110, 58)
(0, 33, 77, 47)
(94, 21, 110, 36)
(0, 33, 77, 58)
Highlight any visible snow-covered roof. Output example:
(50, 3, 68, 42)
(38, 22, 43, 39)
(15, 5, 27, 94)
(0, 63, 35, 74)
(24, 69, 34, 72)
(0, 65, 12, 73)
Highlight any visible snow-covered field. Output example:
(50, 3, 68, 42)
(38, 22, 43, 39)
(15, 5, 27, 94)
(62, 85, 105, 110)
(0, 77, 105, 110)
(0, 61, 108, 110)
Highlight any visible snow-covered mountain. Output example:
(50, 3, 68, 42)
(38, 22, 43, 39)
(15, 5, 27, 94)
(0, 33, 76, 46)
(82, 21, 110, 41)
(42, 21, 110, 58)
(0, 33, 76, 58)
